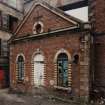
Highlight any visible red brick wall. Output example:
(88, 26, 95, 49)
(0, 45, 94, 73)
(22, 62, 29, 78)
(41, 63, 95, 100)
(94, 0, 105, 33)
(91, 0, 105, 93)
(10, 3, 89, 97)
(94, 36, 105, 89)
(15, 5, 74, 38)
(10, 32, 82, 96)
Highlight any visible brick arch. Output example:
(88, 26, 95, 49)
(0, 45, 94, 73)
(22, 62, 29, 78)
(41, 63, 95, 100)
(53, 49, 72, 87)
(16, 53, 25, 63)
(54, 48, 71, 63)
(15, 53, 25, 81)
(31, 49, 45, 63)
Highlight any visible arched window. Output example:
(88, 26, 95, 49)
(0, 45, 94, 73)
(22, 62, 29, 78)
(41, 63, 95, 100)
(57, 53, 68, 87)
(17, 55, 24, 81)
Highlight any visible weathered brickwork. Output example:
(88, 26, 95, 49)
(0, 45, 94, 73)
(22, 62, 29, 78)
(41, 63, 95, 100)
(94, 36, 105, 90)
(10, 31, 90, 97)
(10, 2, 90, 99)
(89, 0, 105, 32)
(89, 0, 105, 96)
(15, 5, 74, 37)
(94, 1, 105, 33)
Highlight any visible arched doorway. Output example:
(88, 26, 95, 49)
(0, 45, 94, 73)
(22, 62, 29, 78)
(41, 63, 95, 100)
(57, 53, 68, 87)
(33, 54, 44, 86)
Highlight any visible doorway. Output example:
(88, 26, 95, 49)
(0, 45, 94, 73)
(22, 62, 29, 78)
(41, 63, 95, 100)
(33, 54, 44, 86)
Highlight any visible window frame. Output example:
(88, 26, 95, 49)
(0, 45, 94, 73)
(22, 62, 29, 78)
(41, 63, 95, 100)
(17, 55, 25, 81)
(57, 53, 68, 87)
(2, 12, 9, 30)
(33, 21, 44, 34)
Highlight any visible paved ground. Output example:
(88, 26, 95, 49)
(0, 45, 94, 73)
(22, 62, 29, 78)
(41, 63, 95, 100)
(0, 89, 75, 105)
(0, 89, 103, 105)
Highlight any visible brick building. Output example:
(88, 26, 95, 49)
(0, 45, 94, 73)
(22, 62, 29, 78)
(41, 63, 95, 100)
(9, 1, 90, 99)
(0, 0, 23, 88)
(88, 0, 105, 97)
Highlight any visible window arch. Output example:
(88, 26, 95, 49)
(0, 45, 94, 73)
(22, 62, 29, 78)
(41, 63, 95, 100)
(17, 55, 24, 81)
(33, 21, 44, 34)
(57, 53, 68, 87)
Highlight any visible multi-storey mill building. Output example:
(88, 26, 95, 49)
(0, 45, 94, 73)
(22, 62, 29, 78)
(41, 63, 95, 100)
(0, 0, 23, 88)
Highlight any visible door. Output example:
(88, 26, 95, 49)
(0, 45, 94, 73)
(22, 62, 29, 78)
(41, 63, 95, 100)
(34, 54, 44, 86)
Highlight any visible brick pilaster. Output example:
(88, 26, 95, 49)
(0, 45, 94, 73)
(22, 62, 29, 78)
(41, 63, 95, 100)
(79, 34, 90, 100)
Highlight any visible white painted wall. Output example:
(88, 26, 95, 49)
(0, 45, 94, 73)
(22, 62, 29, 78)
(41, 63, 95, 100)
(65, 6, 88, 22)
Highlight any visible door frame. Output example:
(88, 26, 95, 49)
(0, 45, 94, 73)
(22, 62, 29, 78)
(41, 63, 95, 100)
(31, 50, 45, 87)
(33, 54, 44, 86)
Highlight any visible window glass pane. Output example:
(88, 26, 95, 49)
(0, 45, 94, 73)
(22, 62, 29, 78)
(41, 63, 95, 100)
(17, 56, 24, 81)
(2, 13, 9, 29)
(63, 61, 68, 69)
(57, 53, 68, 87)
(1, 40, 8, 57)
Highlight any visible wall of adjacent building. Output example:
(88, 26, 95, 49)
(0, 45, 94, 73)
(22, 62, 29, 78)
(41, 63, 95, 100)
(89, 0, 105, 95)
(0, 0, 23, 88)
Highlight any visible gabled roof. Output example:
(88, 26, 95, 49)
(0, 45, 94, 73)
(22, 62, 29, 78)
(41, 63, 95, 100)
(15, 0, 83, 35)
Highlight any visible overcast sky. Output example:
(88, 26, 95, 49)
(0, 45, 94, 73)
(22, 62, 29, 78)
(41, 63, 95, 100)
(65, 6, 88, 22)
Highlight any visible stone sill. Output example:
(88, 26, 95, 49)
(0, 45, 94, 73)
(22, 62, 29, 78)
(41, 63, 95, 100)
(54, 86, 71, 91)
